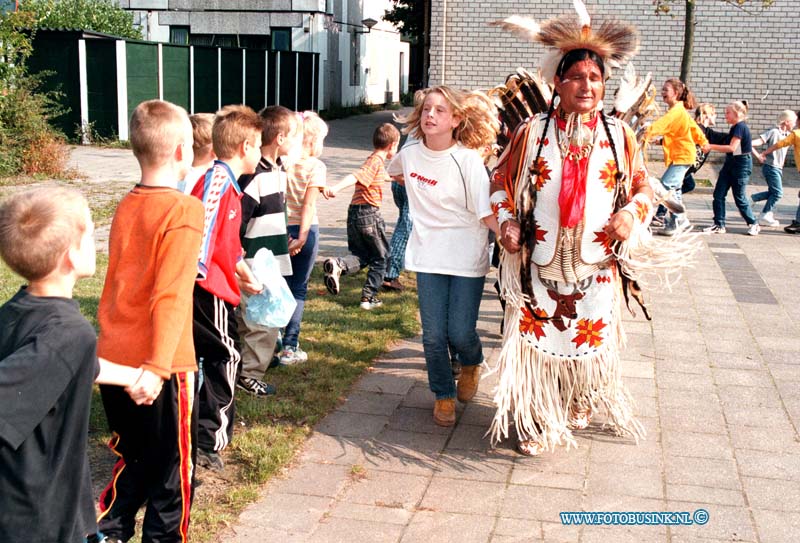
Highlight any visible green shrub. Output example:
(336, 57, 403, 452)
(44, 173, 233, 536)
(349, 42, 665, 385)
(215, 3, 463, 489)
(17, 0, 141, 40)
(0, 11, 69, 177)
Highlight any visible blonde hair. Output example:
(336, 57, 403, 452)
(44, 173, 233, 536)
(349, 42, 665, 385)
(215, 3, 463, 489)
(695, 102, 715, 121)
(778, 109, 797, 126)
(189, 113, 214, 153)
(0, 187, 89, 281)
(396, 85, 499, 150)
(300, 111, 329, 158)
(130, 100, 190, 167)
(212, 104, 263, 160)
(727, 100, 748, 120)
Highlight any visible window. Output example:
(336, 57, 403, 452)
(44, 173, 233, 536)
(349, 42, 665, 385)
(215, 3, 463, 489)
(169, 26, 189, 45)
(271, 28, 291, 52)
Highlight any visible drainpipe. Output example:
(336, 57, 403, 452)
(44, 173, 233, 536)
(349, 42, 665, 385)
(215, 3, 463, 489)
(441, 0, 446, 85)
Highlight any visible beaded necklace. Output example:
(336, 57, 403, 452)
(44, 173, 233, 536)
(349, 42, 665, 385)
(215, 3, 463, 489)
(556, 108, 598, 160)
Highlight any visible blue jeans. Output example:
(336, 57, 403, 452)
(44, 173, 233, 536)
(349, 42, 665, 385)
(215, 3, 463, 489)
(712, 155, 756, 227)
(345, 205, 389, 299)
(283, 224, 319, 348)
(385, 181, 411, 280)
(416, 272, 485, 400)
(751, 164, 783, 214)
(658, 164, 690, 227)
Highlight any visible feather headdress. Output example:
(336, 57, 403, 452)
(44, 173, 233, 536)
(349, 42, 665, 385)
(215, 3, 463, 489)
(491, 0, 639, 84)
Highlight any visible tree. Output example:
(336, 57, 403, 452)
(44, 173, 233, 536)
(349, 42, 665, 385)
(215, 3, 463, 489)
(384, 0, 425, 38)
(384, 0, 428, 90)
(653, 0, 773, 84)
(17, 0, 141, 39)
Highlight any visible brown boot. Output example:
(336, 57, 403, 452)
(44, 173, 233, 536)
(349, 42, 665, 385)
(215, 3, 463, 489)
(456, 364, 482, 403)
(433, 398, 456, 426)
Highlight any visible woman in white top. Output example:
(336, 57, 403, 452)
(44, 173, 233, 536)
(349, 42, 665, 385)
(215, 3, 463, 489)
(388, 86, 500, 427)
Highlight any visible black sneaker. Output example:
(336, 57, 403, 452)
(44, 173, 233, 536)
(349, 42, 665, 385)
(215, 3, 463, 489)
(359, 296, 383, 310)
(784, 221, 800, 234)
(236, 376, 276, 396)
(197, 449, 224, 471)
(323, 258, 342, 295)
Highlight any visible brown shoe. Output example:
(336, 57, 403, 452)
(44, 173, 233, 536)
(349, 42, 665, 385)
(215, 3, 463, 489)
(433, 398, 456, 426)
(456, 364, 481, 403)
(381, 278, 405, 291)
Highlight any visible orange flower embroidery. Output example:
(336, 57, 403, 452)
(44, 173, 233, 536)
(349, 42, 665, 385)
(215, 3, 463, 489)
(531, 157, 551, 191)
(634, 198, 650, 222)
(519, 306, 548, 340)
(598, 160, 618, 192)
(491, 199, 513, 216)
(572, 318, 606, 349)
(592, 230, 613, 256)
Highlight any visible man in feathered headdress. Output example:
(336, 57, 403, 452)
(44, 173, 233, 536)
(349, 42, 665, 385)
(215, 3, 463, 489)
(487, 0, 656, 455)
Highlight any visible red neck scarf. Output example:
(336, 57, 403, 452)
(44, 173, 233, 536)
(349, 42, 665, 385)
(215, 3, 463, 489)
(554, 112, 599, 228)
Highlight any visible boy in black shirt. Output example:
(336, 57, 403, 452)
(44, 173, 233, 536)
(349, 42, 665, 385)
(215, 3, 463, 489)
(0, 188, 140, 542)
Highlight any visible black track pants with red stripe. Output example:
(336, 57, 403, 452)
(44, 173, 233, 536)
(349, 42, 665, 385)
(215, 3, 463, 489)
(97, 373, 197, 543)
(192, 285, 241, 453)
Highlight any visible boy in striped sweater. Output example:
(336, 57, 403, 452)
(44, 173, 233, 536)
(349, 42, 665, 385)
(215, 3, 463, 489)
(236, 106, 301, 393)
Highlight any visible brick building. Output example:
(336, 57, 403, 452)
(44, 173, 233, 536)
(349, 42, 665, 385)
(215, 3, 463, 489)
(429, 0, 799, 139)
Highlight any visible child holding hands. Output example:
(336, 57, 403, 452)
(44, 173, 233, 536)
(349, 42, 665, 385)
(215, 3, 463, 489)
(281, 112, 328, 363)
(387, 87, 500, 426)
(323, 123, 400, 310)
(95, 99, 205, 543)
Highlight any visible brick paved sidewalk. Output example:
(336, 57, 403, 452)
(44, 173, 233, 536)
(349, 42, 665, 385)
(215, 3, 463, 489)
(66, 110, 800, 542)
(218, 111, 800, 542)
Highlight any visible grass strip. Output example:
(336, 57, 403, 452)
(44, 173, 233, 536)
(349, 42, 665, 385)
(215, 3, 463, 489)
(1, 255, 419, 542)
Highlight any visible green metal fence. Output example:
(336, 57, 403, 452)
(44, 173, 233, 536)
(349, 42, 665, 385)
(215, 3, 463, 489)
(29, 29, 320, 141)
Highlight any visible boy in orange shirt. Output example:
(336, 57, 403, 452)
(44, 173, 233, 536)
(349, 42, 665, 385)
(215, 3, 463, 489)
(323, 123, 400, 309)
(96, 100, 205, 543)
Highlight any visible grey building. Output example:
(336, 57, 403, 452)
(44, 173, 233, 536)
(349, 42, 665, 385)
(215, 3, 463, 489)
(118, 0, 410, 109)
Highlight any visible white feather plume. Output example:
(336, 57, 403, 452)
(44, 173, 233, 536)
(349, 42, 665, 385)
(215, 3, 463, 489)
(573, 0, 591, 28)
(491, 15, 540, 41)
(614, 62, 650, 114)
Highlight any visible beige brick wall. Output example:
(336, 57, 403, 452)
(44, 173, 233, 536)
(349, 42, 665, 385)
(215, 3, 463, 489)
(429, 0, 799, 140)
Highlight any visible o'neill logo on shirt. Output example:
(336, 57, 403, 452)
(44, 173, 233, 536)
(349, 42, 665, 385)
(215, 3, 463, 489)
(229, 208, 237, 220)
(410, 171, 437, 189)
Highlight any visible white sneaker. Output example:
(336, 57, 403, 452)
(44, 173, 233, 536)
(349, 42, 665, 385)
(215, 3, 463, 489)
(747, 223, 761, 236)
(758, 212, 780, 227)
(359, 296, 383, 310)
(278, 345, 307, 366)
(703, 224, 726, 234)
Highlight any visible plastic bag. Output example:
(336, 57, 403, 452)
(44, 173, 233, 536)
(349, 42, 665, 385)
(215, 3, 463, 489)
(244, 248, 297, 328)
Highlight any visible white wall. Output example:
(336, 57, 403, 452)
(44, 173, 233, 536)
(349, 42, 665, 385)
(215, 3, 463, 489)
(125, 0, 408, 109)
(364, 20, 409, 105)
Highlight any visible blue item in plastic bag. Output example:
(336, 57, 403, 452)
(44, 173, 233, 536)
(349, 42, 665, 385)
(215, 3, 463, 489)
(244, 248, 297, 328)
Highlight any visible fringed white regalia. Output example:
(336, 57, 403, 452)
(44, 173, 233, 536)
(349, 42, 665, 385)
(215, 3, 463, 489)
(488, 121, 703, 449)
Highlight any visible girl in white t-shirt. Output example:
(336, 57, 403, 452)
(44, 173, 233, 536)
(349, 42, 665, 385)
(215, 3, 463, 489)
(387, 86, 500, 427)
